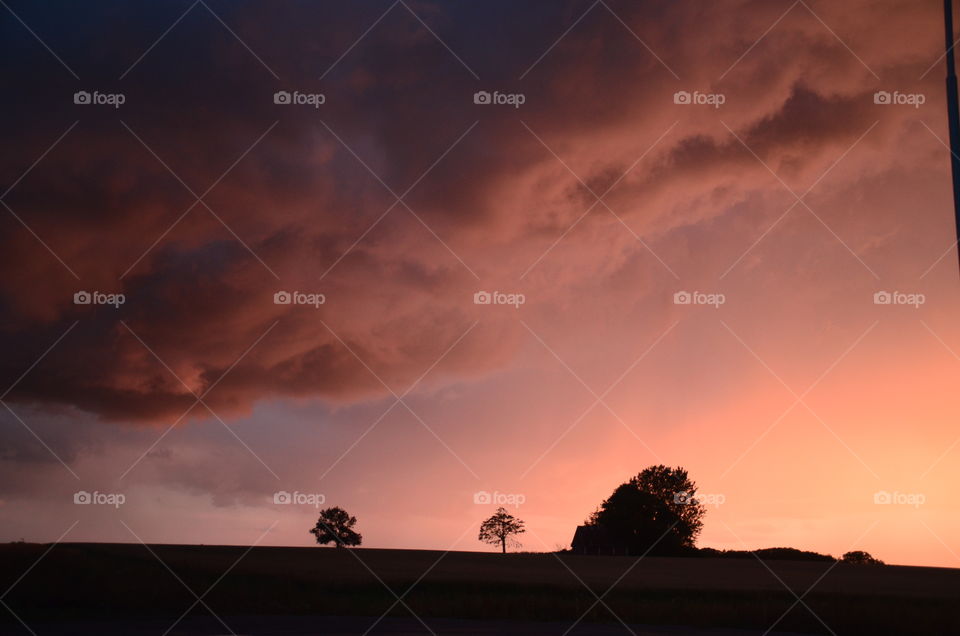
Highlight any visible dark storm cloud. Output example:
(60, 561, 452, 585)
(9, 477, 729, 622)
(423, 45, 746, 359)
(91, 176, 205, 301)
(0, 0, 943, 423)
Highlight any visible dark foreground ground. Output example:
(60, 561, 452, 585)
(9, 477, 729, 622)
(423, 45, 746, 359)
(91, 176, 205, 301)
(2, 543, 958, 635)
(14, 615, 813, 635)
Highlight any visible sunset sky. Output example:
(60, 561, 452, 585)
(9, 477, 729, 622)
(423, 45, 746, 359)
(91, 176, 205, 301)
(1, 0, 959, 568)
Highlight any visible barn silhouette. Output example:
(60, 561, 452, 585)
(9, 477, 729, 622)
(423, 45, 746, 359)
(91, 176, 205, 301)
(571, 525, 632, 555)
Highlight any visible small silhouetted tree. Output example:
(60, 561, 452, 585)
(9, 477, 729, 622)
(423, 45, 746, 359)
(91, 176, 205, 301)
(479, 507, 525, 553)
(842, 550, 884, 565)
(310, 507, 362, 548)
(588, 465, 706, 555)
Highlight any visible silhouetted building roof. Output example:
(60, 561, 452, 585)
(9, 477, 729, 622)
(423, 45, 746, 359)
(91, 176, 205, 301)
(571, 525, 631, 555)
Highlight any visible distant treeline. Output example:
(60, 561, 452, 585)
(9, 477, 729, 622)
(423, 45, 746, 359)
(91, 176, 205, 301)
(694, 547, 835, 562)
(571, 467, 876, 564)
(564, 544, 837, 562)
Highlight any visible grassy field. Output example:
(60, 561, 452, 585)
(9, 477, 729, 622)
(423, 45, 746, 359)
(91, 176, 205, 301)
(2, 542, 958, 634)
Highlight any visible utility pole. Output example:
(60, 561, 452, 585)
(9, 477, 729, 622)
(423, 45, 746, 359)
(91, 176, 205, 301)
(943, 0, 960, 272)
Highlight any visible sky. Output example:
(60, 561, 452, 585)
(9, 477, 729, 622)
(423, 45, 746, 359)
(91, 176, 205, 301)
(1, 0, 959, 568)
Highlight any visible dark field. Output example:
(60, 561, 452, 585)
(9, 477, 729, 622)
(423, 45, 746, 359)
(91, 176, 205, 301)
(2, 543, 958, 634)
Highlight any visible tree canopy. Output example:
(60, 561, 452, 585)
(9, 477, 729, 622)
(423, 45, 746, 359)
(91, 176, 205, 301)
(842, 550, 884, 565)
(310, 506, 362, 548)
(479, 507, 525, 553)
(587, 465, 705, 555)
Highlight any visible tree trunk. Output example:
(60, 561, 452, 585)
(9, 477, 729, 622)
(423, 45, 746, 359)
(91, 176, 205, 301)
(501, 537, 506, 553)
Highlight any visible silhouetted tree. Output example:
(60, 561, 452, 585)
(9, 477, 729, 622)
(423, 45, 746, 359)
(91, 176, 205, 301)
(842, 550, 884, 565)
(587, 465, 705, 555)
(310, 507, 362, 548)
(479, 507, 525, 553)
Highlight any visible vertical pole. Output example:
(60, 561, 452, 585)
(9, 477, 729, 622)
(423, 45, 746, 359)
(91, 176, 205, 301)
(944, 0, 960, 273)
